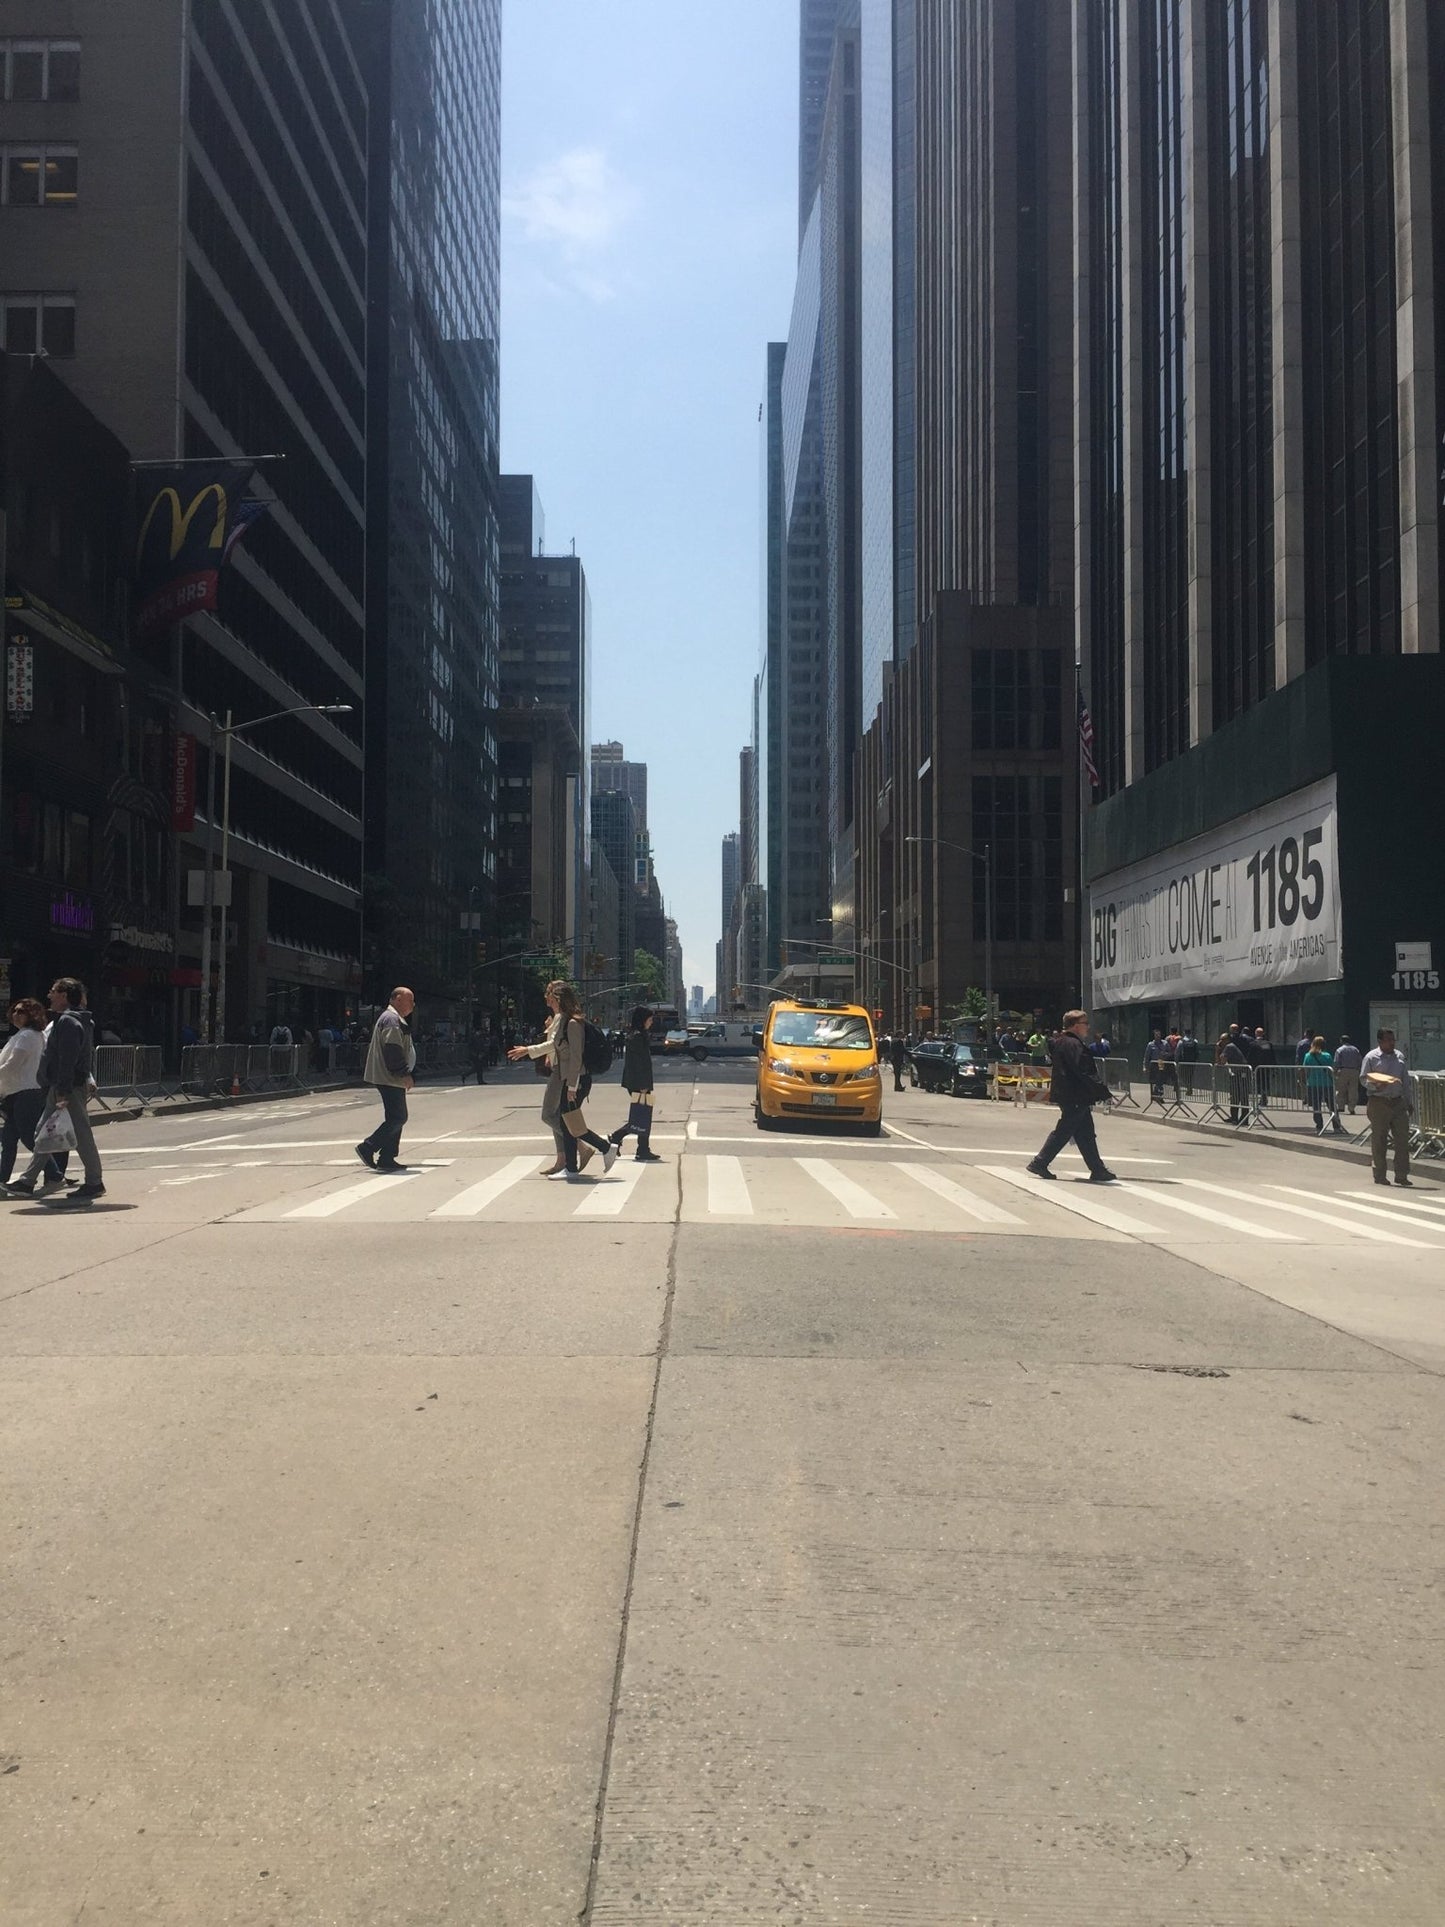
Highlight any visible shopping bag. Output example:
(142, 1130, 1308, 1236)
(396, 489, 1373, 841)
(34, 1107, 78, 1156)
(562, 1097, 590, 1139)
(626, 1098, 654, 1132)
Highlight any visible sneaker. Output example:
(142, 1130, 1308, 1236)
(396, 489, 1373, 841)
(42, 1184, 105, 1207)
(354, 1143, 376, 1169)
(564, 1170, 591, 1183)
(375, 1160, 408, 1173)
(1396, 1178, 1415, 1189)
(1088, 1170, 1119, 1184)
(2, 1178, 36, 1198)
(546, 1168, 573, 1182)
(636, 1150, 664, 1163)
(1025, 1162, 1056, 1180)
(602, 1144, 619, 1173)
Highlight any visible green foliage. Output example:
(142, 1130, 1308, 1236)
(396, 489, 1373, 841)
(943, 987, 989, 1022)
(632, 948, 666, 1001)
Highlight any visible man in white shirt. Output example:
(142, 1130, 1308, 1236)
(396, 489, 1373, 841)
(1360, 1028, 1413, 1187)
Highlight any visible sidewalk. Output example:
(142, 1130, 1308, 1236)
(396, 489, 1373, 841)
(1118, 1090, 1445, 1184)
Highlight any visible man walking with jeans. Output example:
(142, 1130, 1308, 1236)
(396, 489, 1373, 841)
(356, 987, 416, 1172)
(5, 977, 105, 1206)
(1028, 1011, 1117, 1183)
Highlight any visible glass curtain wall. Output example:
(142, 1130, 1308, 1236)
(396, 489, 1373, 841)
(1085, 0, 1126, 795)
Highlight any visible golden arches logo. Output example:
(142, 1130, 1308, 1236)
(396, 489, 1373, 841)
(136, 483, 229, 564)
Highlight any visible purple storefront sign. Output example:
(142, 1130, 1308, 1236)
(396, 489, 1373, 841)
(50, 891, 95, 937)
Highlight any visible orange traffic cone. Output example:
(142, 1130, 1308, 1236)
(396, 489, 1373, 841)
(230, 1073, 241, 1097)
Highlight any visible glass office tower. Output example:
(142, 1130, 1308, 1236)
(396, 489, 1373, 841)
(364, 0, 503, 1010)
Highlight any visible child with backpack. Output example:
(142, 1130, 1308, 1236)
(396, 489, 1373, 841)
(609, 1007, 663, 1163)
(508, 979, 617, 1181)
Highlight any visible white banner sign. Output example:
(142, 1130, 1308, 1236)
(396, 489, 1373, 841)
(1090, 776, 1342, 1006)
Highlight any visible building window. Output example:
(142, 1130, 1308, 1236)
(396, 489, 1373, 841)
(1208, 0, 1274, 722)
(1, 145, 79, 206)
(2, 40, 80, 102)
(1, 294, 76, 356)
(1298, 0, 1400, 660)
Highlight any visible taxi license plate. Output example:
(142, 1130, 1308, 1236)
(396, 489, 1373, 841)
(811, 1093, 837, 1107)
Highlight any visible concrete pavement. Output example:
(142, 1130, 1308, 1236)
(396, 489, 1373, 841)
(2, 1064, 1442, 1922)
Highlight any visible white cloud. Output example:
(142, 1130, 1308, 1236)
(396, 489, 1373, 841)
(503, 147, 638, 301)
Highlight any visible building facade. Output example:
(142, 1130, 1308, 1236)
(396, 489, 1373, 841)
(591, 740, 647, 834)
(363, 0, 503, 1018)
(498, 473, 590, 979)
(1, 0, 370, 1038)
(1078, 0, 1445, 1068)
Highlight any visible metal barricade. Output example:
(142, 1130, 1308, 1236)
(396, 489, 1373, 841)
(90, 1044, 144, 1110)
(1254, 1062, 1336, 1132)
(1101, 1059, 1138, 1107)
(1412, 1072, 1445, 1158)
(1192, 1062, 1255, 1125)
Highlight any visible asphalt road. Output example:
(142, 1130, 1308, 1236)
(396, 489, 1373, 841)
(3, 1062, 1442, 1924)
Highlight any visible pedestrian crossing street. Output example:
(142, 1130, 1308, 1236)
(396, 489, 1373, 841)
(226, 1150, 1445, 1250)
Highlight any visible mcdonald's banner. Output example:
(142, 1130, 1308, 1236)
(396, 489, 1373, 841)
(134, 465, 269, 635)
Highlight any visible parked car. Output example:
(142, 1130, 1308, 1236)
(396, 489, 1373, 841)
(909, 1039, 990, 1096)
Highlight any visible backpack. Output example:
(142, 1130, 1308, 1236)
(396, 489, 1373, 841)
(581, 1019, 614, 1076)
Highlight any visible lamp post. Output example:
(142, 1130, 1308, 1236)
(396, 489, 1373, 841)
(200, 702, 354, 1043)
(905, 834, 994, 1041)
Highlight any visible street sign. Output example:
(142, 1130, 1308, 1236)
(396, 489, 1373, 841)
(819, 952, 851, 966)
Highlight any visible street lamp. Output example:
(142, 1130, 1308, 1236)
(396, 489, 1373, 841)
(200, 702, 354, 1043)
(905, 834, 994, 1040)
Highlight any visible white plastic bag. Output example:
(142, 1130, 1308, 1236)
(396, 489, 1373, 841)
(34, 1107, 78, 1156)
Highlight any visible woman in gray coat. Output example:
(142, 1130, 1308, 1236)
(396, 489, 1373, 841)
(509, 980, 617, 1181)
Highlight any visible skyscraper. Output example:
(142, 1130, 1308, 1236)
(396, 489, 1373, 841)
(0, 0, 369, 1036)
(1079, 0, 1445, 1061)
(591, 741, 648, 834)
(363, 0, 503, 1015)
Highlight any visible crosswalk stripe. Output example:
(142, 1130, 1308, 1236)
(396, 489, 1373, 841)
(430, 1156, 537, 1219)
(895, 1163, 1023, 1224)
(1344, 1187, 1445, 1213)
(979, 1166, 1167, 1236)
(1177, 1180, 1432, 1248)
(797, 1159, 895, 1220)
(1134, 1187, 1300, 1241)
(284, 1172, 416, 1219)
(1266, 1185, 1445, 1238)
(707, 1155, 753, 1216)
(572, 1161, 648, 1217)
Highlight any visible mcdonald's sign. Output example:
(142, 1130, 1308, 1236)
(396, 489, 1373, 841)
(134, 464, 268, 634)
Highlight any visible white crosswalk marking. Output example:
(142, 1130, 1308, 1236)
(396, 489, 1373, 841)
(285, 1172, 416, 1219)
(707, 1155, 753, 1216)
(1266, 1185, 1445, 1238)
(1177, 1180, 1433, 1248)
(1344, 1187, 1445, 1214)
(572, 1161, 648, 1217)
(1130, 1187, 1301, 1241)
(895, 1163, 1023, 1225)
(980, 1165, 1167, 1237)
(796, 1159, 895, 1220)
(431, 1156, 537, 1219)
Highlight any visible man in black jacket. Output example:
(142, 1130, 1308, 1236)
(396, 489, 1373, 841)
(5, 977, 105, 1204)
(1027, 1010, 1117, 1183)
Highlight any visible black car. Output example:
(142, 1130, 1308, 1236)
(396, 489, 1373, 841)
(945, 1042, 989, 1098)
(910, 1039, 989, 1097)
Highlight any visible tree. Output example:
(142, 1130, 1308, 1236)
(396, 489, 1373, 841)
(632, 948, 666, 1001)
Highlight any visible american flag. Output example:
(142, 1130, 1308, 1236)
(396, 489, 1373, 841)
(1078, 692, 1100, 790)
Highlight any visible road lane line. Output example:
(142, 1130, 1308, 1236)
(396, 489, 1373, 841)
(1175, 1180, 1432, 1248)
(895, 1163, 1023, 1224)
(1133, 1187, 1301, 1241)
(706, 1155, 754, 1216)
(284, 1172, 418, 1218)
(797, 1159, 896, 1219)
(431, 1156, 538, 1218)
(980, 1165, 1166, 1236)
(882, 1121, 936, 1148)
(572, 1161, 648, 1216)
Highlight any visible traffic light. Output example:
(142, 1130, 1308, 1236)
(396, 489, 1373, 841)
(476, 941, 487, 964)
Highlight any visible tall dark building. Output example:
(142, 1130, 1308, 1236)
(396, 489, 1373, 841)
(1079, 0, 1445, 1068)
(363, 0, 502, 1014)
(856, 0, 1079, 1031)
(497, 473, 590, 979)
(0, 0, 369, 1036)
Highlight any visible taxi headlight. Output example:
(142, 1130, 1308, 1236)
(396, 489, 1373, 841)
(847, 1064, 880, 1082)
(768, 1058, 804, 1078)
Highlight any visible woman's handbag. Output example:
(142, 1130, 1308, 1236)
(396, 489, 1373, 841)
(34, 1106, 78, 1156)
(561, 1094, 590, 1139)
(626, 1094, 654, 1132)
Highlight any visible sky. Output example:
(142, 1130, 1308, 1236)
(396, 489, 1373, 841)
(499, 1, 799, 995)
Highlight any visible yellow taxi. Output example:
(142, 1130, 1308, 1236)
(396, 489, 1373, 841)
(754, 999, 883, 1135)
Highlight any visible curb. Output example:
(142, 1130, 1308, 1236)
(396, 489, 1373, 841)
(1121, 1104, 1445, 1188)
(89, 1079, 365, 1131)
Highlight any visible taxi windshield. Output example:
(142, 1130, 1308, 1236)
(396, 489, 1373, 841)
(770, 1012, 874, 1052)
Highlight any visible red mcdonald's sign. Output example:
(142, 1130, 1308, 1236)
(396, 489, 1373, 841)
(172, 732, 196, 832)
